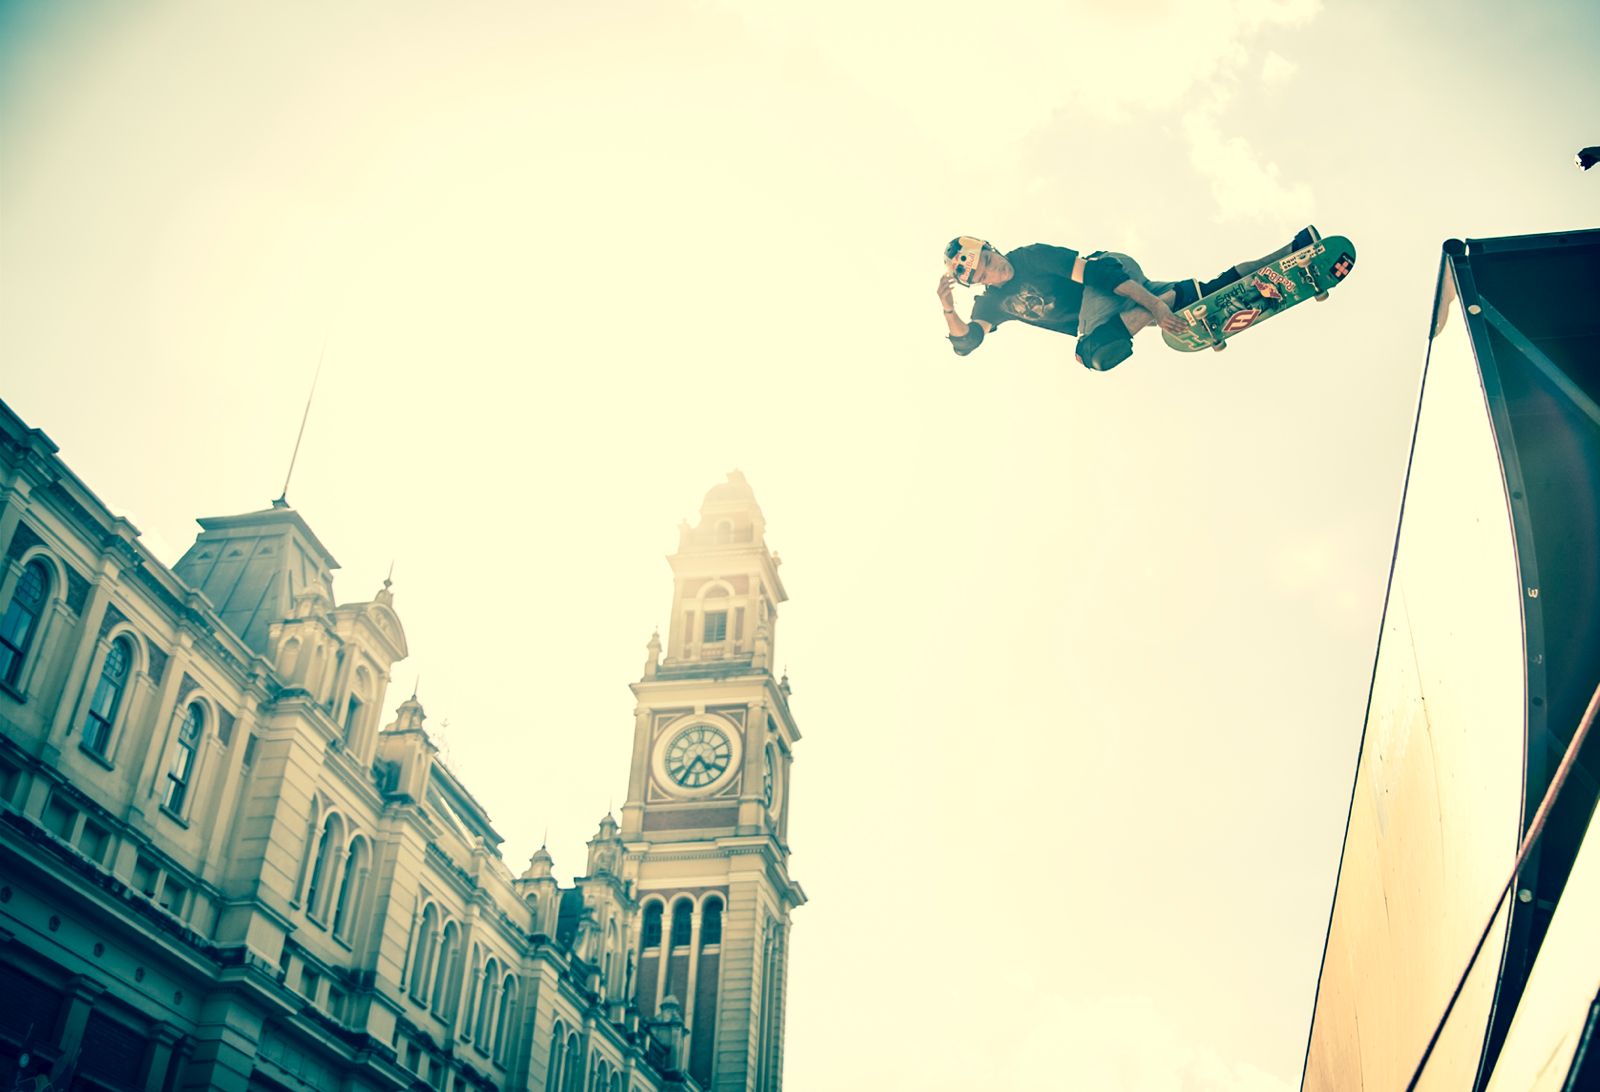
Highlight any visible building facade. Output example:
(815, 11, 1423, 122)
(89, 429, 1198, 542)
(0, 399, 804, 1092)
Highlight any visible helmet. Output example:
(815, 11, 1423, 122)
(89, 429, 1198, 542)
(944, 236, 991, 287)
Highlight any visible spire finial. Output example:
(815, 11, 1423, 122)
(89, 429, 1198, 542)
(385, 559, 395, 589)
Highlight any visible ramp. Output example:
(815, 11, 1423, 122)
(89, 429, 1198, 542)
(1302, 230, 1600, 1091)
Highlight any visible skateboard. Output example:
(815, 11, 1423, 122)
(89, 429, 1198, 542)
(1162, 235, 1356, 352)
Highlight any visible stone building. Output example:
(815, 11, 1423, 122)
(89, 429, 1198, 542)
(0, 398, 804, 1091)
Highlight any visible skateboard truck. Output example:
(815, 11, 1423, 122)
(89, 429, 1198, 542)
(1294, 254, 1331, 302)
(1195, 309, 1227, 352)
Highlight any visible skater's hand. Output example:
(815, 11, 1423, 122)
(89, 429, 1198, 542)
(1148, 299, 1185, 335)
(936, 273, 957, 309)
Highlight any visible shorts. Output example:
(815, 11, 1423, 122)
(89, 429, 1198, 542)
(1075, 252, 1181, 336)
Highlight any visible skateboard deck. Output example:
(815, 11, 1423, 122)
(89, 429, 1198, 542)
(1162, 235, 1356, 352)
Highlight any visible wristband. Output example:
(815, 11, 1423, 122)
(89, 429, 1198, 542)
(943, 308, 956, 314)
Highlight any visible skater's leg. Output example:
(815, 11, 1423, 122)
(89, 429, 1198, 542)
(1199, 225, 1320, 294)
(1076, 251, 1183, 368)
(1120, 287, 1178, 334)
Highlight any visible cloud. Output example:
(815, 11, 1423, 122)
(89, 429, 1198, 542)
(1183, 107, 1315, 224)
(1262, 50, 1299, 86)
(709, 0, 1322, 226)
(709, 0, 1323, 142)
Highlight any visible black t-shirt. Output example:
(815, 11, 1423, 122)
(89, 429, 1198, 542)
(949, 244, 1130, 356)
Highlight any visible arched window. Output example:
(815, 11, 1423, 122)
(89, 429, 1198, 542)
(670, 899, 693, 948)
(81, 636, 133, 756)
(641, 901, 663, 948)
(344, 667, 371, 748)
(333, 835, 370, 940)
(431, 921, 460, 1016)
(701, 896, 723, 946)
(603, 921, 619, 996)
(460, 945, 482, 1032)
(563, 1032, 584, 1092)
(493, 973, 516, 1062)
(475, 958, 500, 1046)
(546, 1021, 567, 1089)
(162, 703, 204, 814)
(305, 813, 346, 922)
(0, 559, 50, 687)
(410, 904, 440, 1002)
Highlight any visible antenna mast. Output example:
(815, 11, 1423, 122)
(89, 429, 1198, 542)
(275, 346, 325, 507)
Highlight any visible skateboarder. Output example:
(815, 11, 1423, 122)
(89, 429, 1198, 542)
(936, 227, 1320, 370)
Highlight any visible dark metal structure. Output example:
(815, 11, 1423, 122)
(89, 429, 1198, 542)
(1303, 229, 1600, 1091)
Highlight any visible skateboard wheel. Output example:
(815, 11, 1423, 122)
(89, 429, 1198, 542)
(1212, 341, 1227, 352)
(1315, 292, 1329, 302)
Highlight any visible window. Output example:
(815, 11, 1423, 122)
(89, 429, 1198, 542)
(82, 637, 132, 756)
(133, 855, 159, 898)
(0, 559, 49, 687)
(343, 696, 362, 745)
(703, 611, 728, 643)
(641, 902, 663, 948)
(431, 921, 460, 1016)
(670, 900, 692, 947)
(162, 703, 204, 814)
(494, 974, 516, 1062)
(546, 1022, 567, 1090)
(333, 835, 369, 940)
(410, 904, 440, 1002)
(77, 820, 109, 864)
(701, 897, 723, 945)
(159, 877, 188, 916)
(306, 814, 345, 923)
(42, 795, 75, 839)
(300, 966, 321, 1002)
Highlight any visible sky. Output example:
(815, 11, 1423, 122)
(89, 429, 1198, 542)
(2, 0, 1598, 1087)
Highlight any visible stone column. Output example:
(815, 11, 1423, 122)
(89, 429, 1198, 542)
(132, 636, 193, 815)
(683, 908, 703, 1036)
(54, 975, 105, 1062)
(177, 994, 263, 1092)
(141, 1022, 184, 1092)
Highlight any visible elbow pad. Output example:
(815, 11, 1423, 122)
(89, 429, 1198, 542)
(949, 323, 986, 356)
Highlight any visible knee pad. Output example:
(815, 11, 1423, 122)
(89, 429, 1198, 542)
(1076, 323, 1134, 371)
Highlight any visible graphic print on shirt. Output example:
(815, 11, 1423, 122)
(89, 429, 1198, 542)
(1000, 283, 1055, 322)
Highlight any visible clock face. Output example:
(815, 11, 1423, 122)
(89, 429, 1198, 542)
(665, 725, 733, 788)
(762, 746, 775, 808)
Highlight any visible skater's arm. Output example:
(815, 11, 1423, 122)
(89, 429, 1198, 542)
(937, 273, 992, 355)
(1113, 280, 1185, 335)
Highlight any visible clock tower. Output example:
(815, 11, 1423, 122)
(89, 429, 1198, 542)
(621, 471, 805, 1091)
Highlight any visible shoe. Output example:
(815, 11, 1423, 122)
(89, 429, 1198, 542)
(1171, 278, 1201, 309)
(1291, 224, 1322, 251)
